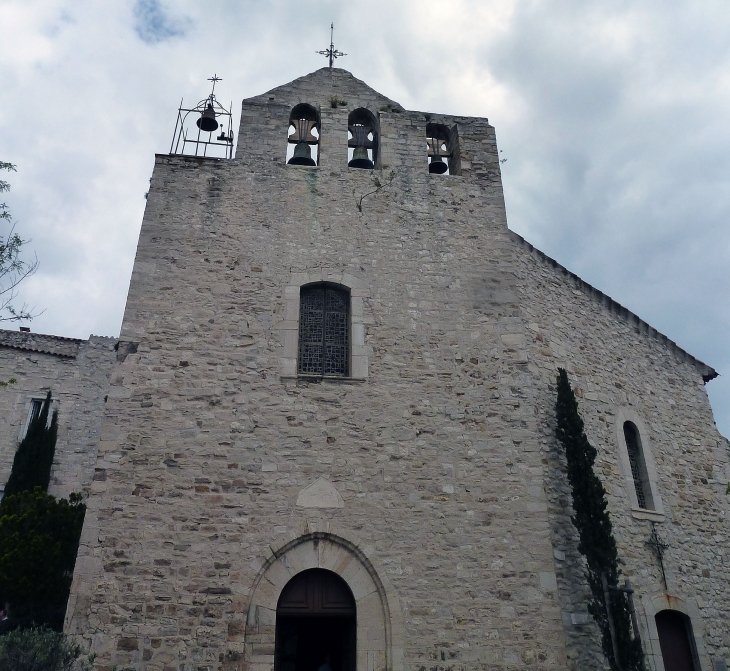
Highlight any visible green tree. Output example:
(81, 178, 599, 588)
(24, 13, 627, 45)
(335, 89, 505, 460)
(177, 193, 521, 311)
(4, 392, 58, 498)
(555, 368, 644, 671)
(0, 626, 92, 670)
(0, 161, 39, 322)
(0, 489, 86, 630)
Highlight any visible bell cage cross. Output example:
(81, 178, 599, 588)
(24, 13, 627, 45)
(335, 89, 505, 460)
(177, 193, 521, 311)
(317, 23, 346, 68)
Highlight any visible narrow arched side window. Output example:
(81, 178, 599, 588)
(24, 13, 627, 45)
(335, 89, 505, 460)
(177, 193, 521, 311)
(623, 421, 654, 510)
(287, 103, 320, 166)
(298, 284, 350, 377)
(348, 108, 378, 170)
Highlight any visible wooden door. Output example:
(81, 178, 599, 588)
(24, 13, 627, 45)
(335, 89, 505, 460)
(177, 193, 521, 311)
(275, 570, 356, 671)
(656, 610, 697, 671)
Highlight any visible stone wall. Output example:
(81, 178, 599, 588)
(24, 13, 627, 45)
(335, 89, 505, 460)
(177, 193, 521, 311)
(510, 233, 730, 671)
(0, 330, 117, 498)
(65, 69, 728, 671)
(68, 70, 568, 671)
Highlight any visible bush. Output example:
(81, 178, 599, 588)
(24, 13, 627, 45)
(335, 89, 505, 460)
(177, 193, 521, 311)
(0, 626, 92, 671)
(0, 489, 85, 630)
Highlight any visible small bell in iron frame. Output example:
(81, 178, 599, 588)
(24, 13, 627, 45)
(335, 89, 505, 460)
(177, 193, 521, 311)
(197, 103, 219, 133)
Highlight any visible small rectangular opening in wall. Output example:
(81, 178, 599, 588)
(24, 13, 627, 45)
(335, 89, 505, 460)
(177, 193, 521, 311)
(19, 397, 55, 441)
(28, 399, 43, 426)
(426, 123, 460, 176)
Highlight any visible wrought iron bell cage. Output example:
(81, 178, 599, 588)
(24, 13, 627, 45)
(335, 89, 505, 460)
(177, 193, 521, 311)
(170, 77, 234, 159)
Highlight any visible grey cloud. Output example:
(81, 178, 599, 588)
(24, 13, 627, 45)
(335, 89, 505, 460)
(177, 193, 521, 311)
(133, 0, 188, 44)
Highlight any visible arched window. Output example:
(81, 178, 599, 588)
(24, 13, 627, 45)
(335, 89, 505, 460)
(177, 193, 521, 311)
(623, 421, 654, 510)
(275, 569, 356, 671)
(348, 108, 378, 169)
(298, 284, 349, 377)
(426, 123, 454, 175)
(655, 610, 699, 671)
(287, 104, 320, 166)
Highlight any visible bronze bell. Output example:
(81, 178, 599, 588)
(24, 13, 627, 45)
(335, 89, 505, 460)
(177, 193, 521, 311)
(349, 146, 373, 169)
(288, 142, 316, 166)
(197, 104, 218, 132)
(428, 136, 449, 174)
(287, 118, 318, 166)
(429, 155, 448, 174)
(348, 124, 374, 169)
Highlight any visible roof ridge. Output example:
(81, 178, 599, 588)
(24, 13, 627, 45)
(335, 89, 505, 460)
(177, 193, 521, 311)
(0, 328, 85, 343)
(509, 230, 718, 382)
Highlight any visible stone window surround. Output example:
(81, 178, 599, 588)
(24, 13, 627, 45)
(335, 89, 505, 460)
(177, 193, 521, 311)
(641, 593, 710, 671)
(278, 270, 369, 380)
(615, 408, 665, 522)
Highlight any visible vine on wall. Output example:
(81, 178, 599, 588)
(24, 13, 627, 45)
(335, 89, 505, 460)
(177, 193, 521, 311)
(555, 368, 645, 671)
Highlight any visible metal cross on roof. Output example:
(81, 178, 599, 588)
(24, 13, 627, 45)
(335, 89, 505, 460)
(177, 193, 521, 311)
(207, 74, 222, 96)
(317, 23, 346, 68)
(647, 522, 670, 588)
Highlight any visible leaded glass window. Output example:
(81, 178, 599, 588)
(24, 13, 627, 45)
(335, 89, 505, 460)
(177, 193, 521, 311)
(624, 422, 652, 509)
(298, 285, 349, 376)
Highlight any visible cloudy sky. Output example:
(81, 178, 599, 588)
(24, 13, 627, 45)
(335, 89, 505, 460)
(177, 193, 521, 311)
(1, 0, 728, 436)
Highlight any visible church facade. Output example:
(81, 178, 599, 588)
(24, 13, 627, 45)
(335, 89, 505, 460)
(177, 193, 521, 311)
(3, 68, 728, 671)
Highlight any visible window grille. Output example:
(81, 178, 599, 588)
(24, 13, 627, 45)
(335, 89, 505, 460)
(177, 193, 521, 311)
(624, 422, 649, 509)
(298, 285, 349, 376)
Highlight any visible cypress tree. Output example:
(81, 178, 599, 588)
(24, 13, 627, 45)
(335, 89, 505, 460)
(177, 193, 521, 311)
(555, 368, 644, 671)
(4, 392, 58, 497)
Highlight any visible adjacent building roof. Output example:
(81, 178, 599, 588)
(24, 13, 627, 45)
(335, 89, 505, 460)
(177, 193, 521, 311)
(0, 329, 84, 358)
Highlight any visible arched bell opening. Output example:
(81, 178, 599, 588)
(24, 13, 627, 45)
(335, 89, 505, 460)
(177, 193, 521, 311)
(348, 108, 378, 170)
(287, 103, 320, 167)
(275, 569, 356, 671)
(655, 610, 700, 671)
(426, 123, 454, 175)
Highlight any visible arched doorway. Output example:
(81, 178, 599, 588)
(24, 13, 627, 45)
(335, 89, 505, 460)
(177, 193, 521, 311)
(656, 610, 698, 671)
(275, 569, 356, 671)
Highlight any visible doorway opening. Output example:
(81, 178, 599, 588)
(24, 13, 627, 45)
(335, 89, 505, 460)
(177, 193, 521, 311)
(275, 569, 356, 671)
(656, 610, 699, 671)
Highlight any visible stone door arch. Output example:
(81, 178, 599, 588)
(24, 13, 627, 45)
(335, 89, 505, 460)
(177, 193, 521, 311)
(642, 594, 709, 671)
(243, 533, 403, 671)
